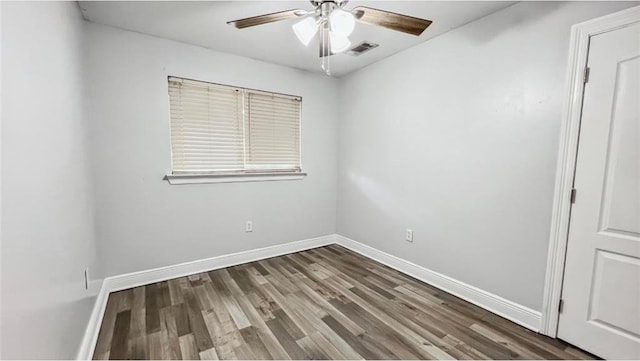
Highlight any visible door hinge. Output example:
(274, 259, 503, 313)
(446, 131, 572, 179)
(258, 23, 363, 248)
(559, 299, 565, 313)
(583, 67, 590, 84)
(570, 188, 577, 204)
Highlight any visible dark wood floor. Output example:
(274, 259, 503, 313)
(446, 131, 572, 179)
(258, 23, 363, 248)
(93, 245, 595, 360)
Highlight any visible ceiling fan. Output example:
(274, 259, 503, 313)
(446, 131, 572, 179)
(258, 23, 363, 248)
(227, 0, 432, 74)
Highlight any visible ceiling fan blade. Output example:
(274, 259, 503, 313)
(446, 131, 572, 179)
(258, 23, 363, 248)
(227, 9, 303, 29)
(351, 6, 432, 36)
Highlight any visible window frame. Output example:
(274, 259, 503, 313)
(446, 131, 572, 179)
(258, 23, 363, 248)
(165, 76, 306, 185)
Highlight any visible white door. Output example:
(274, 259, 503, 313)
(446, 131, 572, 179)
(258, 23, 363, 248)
(558, 20, 640, 360)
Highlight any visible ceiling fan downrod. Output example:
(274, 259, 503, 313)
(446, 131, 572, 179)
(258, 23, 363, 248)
(320, 2, 333, 75)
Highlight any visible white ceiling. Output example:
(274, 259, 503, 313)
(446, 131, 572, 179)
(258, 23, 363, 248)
(79, 1, 515, 77)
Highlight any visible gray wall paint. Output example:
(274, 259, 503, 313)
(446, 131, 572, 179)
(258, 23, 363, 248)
(1, 2, 97, 358)
(336, 1, 637, 311)
(84, 23, 339, 279)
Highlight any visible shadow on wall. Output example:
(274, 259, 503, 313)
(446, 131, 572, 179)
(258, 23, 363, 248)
(459, 2, 566, 44)
(347, 171, 404, 217)
(1, 295, 95, 359)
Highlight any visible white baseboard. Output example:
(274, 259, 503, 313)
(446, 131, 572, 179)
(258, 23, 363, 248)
(77, 233, 543, 359)
(106, 235, 335, 292)
(76, 234, 334, 359)
(334, 234, 542, 332)
(76, 280, 109, 360)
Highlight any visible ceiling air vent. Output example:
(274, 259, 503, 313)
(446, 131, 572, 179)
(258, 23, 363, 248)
(346, 41, 379, 56)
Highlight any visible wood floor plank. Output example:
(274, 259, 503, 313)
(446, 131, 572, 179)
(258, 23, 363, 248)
(265, 315, 308, 359)
(172, 303, 191, 337)
(109, 310, 131, 360)
(285, 254, 346, 302)
(94, 246, 597, 360)
(320, 277, 441, 359)
(194, 285, 215, 312)
(183, 287, 214, 352)
(232, 343, 256, 360)
(128, 336, 147, 360)
(252, 262, 270, 276)
(286, 298, 363, 360)
(442, 334, 490, 360)
(159, 307, 182, 359)
(259, 259, 299, 295)
(328, 299, 425, 360)
(168, 278, 185, 305)
(296, 335, 330, 360)
(201, 309, 225, 349)
(308, 331, 351, 360)
(347, 285, 455, 360)
(115, 289, 134, 313)
(565, 346, 597, 360)
(246, 266, 269, 285)
(130, 286, 146, 338)
(93, 294, 120, 357)
(159, 282, 172, 309)
(322, 314, 396, 360)
(148, 332, 163, 360)
(470, 323, 542, 360)
(228, 266, 256, 294)
(218, 268, 291, 360)
(208, 270, 252, 330)
(202, 281, 238, 336)
(93, 351, 110, 360)
(260, 282, 316, 336)
(178, 334, 199, 360)
(290, 277, 365, 337)
(271, 309, 305, 340)
(478, 313, 578, 359)
(145, 284, 161, 334)
(213, 343, 237, 360)
(239, 326, 274, 360)
(199, 348, 219, 360)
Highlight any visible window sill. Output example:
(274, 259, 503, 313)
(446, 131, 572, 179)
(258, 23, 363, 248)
(164, 172, 307, 185)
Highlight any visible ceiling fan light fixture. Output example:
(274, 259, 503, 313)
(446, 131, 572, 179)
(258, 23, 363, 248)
(292, 17, 318, 46)
(329, 32, 351, 53)
(227, 2, 433, 74)
(329, 8, 355, 36)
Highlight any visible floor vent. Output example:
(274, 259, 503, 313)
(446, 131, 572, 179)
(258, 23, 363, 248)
(346, 41, 379, 56)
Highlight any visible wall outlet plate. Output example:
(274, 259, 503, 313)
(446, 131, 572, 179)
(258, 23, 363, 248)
(406, 229, 413, 242)
(245, 221, 253, 232)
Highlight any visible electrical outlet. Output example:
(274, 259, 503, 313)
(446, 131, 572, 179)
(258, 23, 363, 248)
(405, 229, 414, 242)
(84, 268, 89, 290)
(245, 221, 253, 232)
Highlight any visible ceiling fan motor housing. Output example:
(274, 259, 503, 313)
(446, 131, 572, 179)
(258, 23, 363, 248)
(310, 0, 349, 7)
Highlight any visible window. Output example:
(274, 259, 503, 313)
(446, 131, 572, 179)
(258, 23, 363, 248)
(166, 77, 304, 184)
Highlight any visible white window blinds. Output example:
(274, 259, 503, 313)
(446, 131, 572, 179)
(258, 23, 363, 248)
(169, 77, 301, 174)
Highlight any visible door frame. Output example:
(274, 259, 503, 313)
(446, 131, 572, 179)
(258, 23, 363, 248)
(540, 5, 640, 337)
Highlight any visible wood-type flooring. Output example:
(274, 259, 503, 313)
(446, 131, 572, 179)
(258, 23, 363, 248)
(93, 245, 596, 360)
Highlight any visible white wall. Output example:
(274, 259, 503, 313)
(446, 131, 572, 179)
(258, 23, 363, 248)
(1, 2, 97, 358)
(84, 23, 339, 279)
(336, 1, 637, 311)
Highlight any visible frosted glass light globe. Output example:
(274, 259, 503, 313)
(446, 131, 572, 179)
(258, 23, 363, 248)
(329, 8, 355, 36)
(330, 32, 351, 53)
(292, 17, 318, 46)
